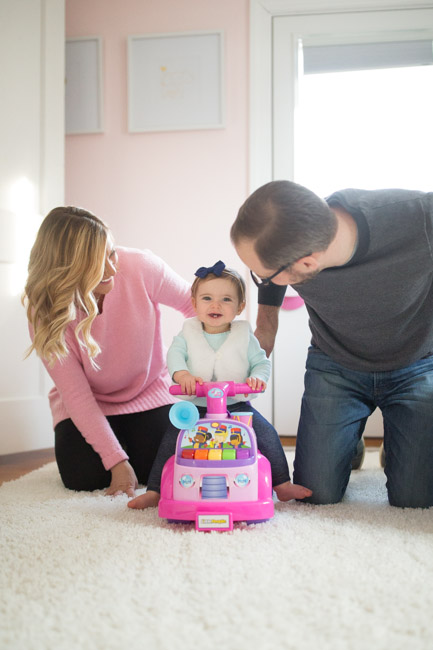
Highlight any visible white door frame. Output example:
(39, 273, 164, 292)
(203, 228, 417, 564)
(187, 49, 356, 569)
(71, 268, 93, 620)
(249, 0, 433, 432)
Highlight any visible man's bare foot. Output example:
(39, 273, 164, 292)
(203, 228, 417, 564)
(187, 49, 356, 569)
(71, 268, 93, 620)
(127, 490, 160, 509)
(274, 481, 312, 502)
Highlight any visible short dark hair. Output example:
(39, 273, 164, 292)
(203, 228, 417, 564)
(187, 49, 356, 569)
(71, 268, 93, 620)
(230, 180, 337, 269)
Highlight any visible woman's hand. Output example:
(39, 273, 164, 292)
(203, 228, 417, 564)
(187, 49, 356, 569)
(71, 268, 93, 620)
(106, 460, 138, 497)
(173, 370, 203, 395)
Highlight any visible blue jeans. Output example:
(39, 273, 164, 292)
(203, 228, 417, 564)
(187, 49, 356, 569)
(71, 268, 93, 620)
(293, 346, 433, 508)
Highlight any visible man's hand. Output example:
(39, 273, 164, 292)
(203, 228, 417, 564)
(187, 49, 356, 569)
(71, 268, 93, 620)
(106, 460, 138, 498)
(255, 304, 280, 357)
(173, 370, 203, 395)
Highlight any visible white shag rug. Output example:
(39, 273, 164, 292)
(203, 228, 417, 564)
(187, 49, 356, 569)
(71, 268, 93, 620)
(1, 451, 432, 650)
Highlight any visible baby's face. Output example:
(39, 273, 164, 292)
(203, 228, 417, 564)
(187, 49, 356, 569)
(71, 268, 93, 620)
(192, 277, 245, 334)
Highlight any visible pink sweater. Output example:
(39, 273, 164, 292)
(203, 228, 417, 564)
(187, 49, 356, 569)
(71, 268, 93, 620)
(41, 247, 194, 470)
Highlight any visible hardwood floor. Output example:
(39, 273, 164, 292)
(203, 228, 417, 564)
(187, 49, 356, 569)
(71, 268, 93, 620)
(0, 448, 56, 486)
(0, 438, 382, 486)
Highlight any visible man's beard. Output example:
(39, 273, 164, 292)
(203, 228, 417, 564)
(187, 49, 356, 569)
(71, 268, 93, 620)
(290, 268, 320, 286)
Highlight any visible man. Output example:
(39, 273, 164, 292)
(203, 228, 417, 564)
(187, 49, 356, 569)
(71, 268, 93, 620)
(231, 180, 433, 508)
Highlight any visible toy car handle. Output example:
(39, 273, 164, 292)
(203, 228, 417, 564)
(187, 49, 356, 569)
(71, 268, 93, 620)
(169, 381, 264, 397)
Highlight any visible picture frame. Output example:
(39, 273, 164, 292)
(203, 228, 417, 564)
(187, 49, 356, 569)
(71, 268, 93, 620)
(127, 30, 225, 132)
(65, 37, 103, 134)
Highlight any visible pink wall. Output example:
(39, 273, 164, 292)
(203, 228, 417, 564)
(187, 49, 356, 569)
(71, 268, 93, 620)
(65, 0, 250, 293)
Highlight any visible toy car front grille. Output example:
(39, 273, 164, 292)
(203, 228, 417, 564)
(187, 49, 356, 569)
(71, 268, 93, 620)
(200, 475, 228, 499)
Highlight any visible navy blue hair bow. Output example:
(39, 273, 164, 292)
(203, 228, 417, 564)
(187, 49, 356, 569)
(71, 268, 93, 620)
(194, 260, 226, 279)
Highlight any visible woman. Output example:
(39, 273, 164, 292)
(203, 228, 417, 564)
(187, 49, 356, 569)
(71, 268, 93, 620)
(23, 206, 194, 496)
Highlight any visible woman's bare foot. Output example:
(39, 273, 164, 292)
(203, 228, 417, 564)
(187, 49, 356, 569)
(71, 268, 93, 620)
(274, 481, 312, 502)
(127, 490, 160, 509)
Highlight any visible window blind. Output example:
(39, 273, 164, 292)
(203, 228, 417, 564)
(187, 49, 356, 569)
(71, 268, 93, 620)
(303, 40, 433, 74)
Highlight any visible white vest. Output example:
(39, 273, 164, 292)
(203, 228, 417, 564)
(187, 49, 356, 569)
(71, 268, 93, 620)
(181, 317, 251, 384)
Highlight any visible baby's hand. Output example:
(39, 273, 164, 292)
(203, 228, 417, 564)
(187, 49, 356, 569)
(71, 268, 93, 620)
(173, 371, 203, 395)
(245, 377, 267, 396)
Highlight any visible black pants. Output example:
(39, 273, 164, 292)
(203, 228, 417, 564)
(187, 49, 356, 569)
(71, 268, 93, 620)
(54, 406, 171, 492)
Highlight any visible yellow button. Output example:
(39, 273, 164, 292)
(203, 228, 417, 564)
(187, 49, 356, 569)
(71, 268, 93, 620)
(208, 449, 222, 460)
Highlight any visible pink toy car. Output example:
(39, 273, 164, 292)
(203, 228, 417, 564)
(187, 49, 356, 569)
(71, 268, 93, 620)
(158, 381, 274, 531)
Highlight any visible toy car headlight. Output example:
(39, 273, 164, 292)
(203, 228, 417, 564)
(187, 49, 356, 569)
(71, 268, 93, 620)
(179, 474, 195, 488)
(234, 473, 250, 488)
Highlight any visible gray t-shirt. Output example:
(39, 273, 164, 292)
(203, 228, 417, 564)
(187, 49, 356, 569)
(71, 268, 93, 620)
(258, 188, 433, 372)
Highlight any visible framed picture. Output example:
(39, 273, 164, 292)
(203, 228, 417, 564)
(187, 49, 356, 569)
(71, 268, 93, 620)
(65, 37, 103, 134)
(128, 30, 225, 132)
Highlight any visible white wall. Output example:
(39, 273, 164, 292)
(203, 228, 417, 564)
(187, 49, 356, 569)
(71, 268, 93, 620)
(0, 0, 65, 454)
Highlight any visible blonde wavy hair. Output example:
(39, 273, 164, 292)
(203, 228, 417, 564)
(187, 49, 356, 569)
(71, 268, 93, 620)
(22, 206, 110, 368)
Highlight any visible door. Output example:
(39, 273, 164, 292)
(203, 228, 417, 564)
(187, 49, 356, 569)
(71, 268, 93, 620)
(0, 0, 65, 454)
(270, 6, 433, 435)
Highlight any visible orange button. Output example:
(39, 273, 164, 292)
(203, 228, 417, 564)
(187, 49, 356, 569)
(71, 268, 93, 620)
(195, 449, 209, 460)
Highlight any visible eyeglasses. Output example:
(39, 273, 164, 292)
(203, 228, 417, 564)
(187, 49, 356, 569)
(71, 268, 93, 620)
(249, 262, 293, 287)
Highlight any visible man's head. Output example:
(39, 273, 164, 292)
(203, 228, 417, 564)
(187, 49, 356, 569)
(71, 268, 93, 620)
(230, 180, 337, 285)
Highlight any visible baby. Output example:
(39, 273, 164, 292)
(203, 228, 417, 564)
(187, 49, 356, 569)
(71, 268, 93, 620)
(128, 261, 312, 509)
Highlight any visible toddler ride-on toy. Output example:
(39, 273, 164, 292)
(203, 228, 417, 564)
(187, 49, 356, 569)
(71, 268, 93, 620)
(158, 381, 274, 531)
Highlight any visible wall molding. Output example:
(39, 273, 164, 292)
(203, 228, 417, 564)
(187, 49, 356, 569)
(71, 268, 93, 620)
(254, 0, 433, 16)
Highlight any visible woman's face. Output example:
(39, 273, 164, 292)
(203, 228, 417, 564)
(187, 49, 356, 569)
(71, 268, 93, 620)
(93, 237, 118, 297)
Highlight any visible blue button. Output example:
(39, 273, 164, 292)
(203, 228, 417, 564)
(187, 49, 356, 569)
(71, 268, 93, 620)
(234, 473, 250, 487)
(180, 474, 195, 488)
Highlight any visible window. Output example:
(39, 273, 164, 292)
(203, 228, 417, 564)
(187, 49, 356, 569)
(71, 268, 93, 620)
(271, 8, 433, 193)
(296, 39, 433, 195)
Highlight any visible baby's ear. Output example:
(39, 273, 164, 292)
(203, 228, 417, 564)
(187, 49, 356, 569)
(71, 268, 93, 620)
(237, 301, 246, 315)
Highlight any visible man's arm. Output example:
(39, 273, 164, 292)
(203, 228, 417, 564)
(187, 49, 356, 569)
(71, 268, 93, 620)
(255, 304, 281, 357)
(254, 283, 286, 357)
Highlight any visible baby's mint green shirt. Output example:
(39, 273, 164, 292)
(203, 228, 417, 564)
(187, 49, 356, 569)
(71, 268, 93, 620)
(167, 327, 270, 406)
